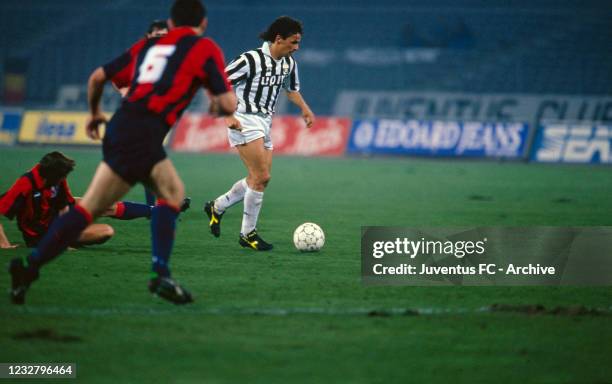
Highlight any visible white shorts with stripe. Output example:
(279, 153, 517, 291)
(227, 111, 273, 150)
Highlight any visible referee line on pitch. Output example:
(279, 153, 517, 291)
(5, 305, 612, 317)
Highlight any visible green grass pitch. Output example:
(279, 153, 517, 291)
(0, 146, 611, 383)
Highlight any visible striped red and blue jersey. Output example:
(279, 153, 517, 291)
(102, 27, 231, 127)
(0, 165, 75, 238)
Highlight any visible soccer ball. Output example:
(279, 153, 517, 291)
(293, 222, 325, 252)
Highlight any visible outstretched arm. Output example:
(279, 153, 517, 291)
(286, 91, 315, 128)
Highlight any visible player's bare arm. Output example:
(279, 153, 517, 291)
(286, 91, 315, 127)
(0, 223, 18, 249)
(218, 91, 237, 115)
(218, 92, 240, 130)
(210, 91, 237, 117)
(86, 67, 109, 140)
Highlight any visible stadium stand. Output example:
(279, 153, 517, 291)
(0, 0, 610, 114)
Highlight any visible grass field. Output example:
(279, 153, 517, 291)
(1, 146, 611, 383)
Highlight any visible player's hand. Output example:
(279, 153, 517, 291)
(209, 98, 220, 116)
(226, 115, 242, 131)
(302, 108, 315, 128)
(86, 113, 108, 140)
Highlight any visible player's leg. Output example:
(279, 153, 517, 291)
(82, 197, 151, 220)
(74, 223, 115, 245)
(236, 138, 273, 251)
(205, 177, 247, 237)
(144, 159, 192, 304)
(146, 159, 184, 277)
(32, 162, 130, 256)
(79, 162, 133, 217)
(107, 201, 152, 220)
(263, 147, 273, 178)
(10, 162, 131, 304)
(146, 187, 191, 214)
(211, 178, 248, 214)
(101, 198, 190, 221)
(239, 138, 271, 192)
(209, 140, 266, 217)
(204, 114, 258, 237)
(144, 188, 156, 206)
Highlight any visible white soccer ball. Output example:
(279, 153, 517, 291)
(293, 222, 325, 252)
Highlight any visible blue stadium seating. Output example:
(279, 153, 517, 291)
(0, 1, 610, 115)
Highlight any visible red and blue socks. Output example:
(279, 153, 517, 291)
(150, 200, 180, 278)
(27, 205, 92, 271)
(145, 189, 156, 206)
(113, 201, 152, 220)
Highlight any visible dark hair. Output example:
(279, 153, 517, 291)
(171, 0, 207, 27)
(259, 16, 303, 42)
(38, 151, 75, 184)
(147, 19, 168, 35)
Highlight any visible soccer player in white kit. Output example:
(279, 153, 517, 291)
(204, 16, 315, 251)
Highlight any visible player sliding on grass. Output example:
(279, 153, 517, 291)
(204, 16, 315, 251)
(8, 0, 236, 305)
(0, 151, 156, 249)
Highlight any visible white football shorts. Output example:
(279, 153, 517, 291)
(227, 111, 273, 150)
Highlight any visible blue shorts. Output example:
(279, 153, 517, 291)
(103, 108, 169, 185)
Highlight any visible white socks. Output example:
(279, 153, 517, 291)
(214, 178, 247, 213)
(215, 178, 264, 235)
(241, 186, 264, 235)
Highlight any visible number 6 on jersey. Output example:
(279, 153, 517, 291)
(137, 45, 176, 83)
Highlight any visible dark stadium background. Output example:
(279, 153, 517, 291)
(0, 1, 610, 382)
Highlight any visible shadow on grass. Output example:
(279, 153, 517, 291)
(12, 328, 82, 343)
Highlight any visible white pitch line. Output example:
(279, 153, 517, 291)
(3, 305, 611, 317)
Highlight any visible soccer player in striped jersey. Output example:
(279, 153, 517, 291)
(8, 0, 236, 305)
(204, 16, 315, 251)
